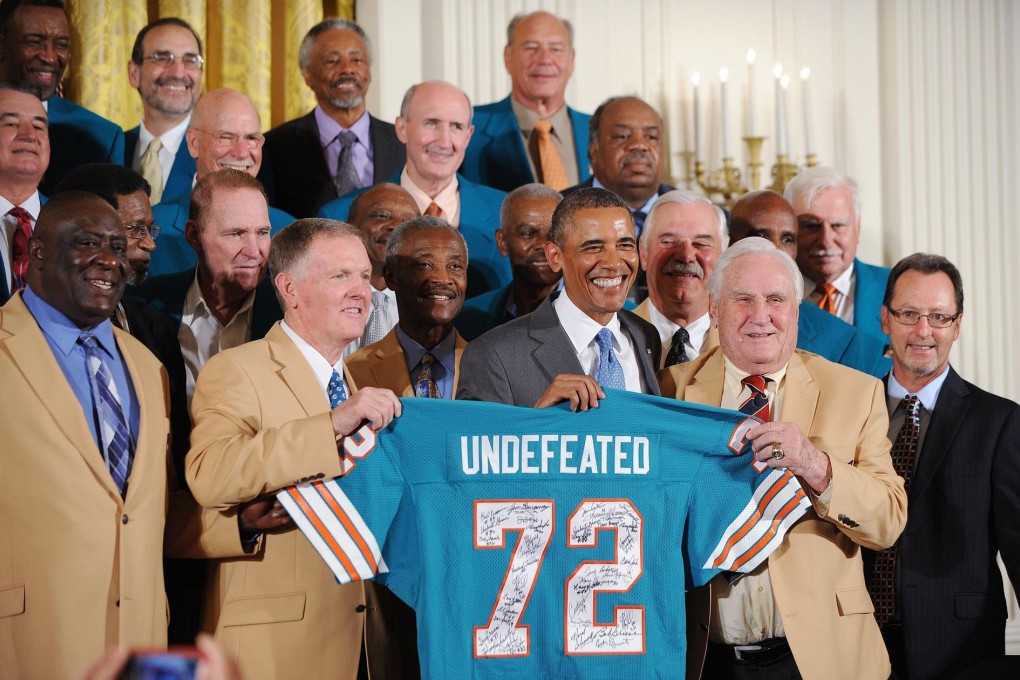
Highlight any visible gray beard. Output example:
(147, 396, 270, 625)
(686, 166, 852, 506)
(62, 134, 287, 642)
(329, 94, 364, 111)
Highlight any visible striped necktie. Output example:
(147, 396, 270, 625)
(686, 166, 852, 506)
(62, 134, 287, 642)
(8, 207, 33, 292)
(328, 369, 348, 408)
(739, 374, 771, 421)
(80, 333, 134, 496)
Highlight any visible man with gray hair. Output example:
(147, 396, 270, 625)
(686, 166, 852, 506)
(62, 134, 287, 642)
(457, 182, 562, 339)
(262, 17, 404, 218)
(461, 10, 592, 192)
(348, 216, 468, 400)
(635, 189, 727, 367)
(660, 236, 905, 680)
(785, 166, 890, 347)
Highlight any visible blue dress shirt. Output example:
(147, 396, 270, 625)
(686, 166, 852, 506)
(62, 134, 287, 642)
(395, 325, 457, 400)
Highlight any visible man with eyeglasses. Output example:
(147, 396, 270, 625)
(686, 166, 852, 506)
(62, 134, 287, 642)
(148, 87, 293, 277)
(126, 17, 202, 205)
(0, 0, 125, 194)
(864, 253, 1020, 679)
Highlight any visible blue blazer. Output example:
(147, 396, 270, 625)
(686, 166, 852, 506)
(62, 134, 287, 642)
(460, 96, 591, 192)
(852, 258, 892, 347)
(125, 127, 197, 202)
(797, 301, 890, 378)
(318, 170, 509, 298)
(148, 186, 295, 278)
(42, 96, 125, 195)
(130, 267, 282, 343)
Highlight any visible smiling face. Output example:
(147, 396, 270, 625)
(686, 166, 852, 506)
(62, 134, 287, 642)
(793, 185, 860, 285)
(589, 98, 662, 207)
(503, 11, 574, 113)
(385, 227, 467, 333)
(0, 5, 69, 101)
(881, 269, 961, 392)
(30, 197, 128, 329)
(115, 189, 155, 286)
(128, 23, 202, 120)
(189, 186, 270, 296)
(640, 200, 722, 323)
(186, 90, 263, 177)
(301, 27, 370, 114)
(348, 184, 420, 274)
(729, 191, 798, 259)
(498, 194, 562, 291)
(710, 251, 799, 375)
(547, 206, 637, 325)
(396, 82, 473, 189)
(0, 87, 48, 186)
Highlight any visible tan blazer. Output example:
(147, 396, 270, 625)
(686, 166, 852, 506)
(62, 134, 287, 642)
(346, 327, 467, 397)
(632, 299, 719, 366)
(660, 348, 907, 680)
(0, 293, 172, 678)
(186, 323, 409, 680)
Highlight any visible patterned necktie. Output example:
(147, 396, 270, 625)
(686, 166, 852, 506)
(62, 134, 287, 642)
(415, 353, 441, 398)
(334, 130, 360, 197)
(327, 369, 348, 408)
(594, 328, 626, 391)
(739, 374, 771, 421)
(8, 207, 33, 292)
(80, 333, 134, 496)
(139, 138, 164, 204)
(361, 290, 392, 347)
(869, 395, 921, 626)
(664, 327, 690, 367)
(533, 119, 568, 190)
(817, 282, 838, 314)
(424, 201, 443, 218)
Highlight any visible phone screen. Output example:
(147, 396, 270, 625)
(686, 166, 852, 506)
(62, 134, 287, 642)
(121, 649, 199, 680)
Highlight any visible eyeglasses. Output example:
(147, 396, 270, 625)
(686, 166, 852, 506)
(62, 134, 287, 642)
(886, 307, 960, 328)
(125, 224, 161, 240)
(141, 51, 205, 70)
(191, 128, 265, 149)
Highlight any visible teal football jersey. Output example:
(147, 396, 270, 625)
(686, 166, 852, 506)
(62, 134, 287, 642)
(280, 389, 810, 679)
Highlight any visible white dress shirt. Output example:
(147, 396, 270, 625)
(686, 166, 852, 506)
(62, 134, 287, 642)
(281, 320, 347, 399)
(645, 302, 711, 368)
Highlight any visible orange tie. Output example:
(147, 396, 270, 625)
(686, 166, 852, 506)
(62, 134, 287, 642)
(533, 119, 569, 190)
(424, 202, 443, 218)
(817, 283, 838, 314)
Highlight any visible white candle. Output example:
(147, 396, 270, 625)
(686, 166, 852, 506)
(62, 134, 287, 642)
(800, 67, 813, 155)
(719, 68, 730, 159)
(746, 49, 756, 136)
(780, 74, 791, 156)
(773, 64, 787, 156)
(692, 71, 701, 160)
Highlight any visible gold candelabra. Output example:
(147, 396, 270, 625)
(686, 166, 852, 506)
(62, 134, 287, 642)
(692, 137, 818, 204)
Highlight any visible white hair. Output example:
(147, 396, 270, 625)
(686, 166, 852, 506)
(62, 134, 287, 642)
(641, 189, 728, 249)
(708, 236, 803, 301)
(784, 166, 860, 219)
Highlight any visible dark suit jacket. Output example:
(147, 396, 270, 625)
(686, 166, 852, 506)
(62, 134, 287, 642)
(130, 268, 282, 343)
(456, 293, 661, 405)
(319, 170, 509, 297)
(460, 96, 592, 192)
(125, 126, 197, 202)
(261, 110, 405, 218)
(561, 176, 675, 204)
(42, 96, 125, 195)
(148, 189, 294, 278)
(868, 368, 1020, 679)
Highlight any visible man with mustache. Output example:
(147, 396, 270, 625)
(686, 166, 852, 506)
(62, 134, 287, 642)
(342, 182, 419, 357)
(461, 10, 591, 192)
(0, 0, 124, 194)
(262, 18, 404, 218)
(457, 182, 562, 340)
(634, 190, 726, 368)
(0, 82, 47, 305)
(126, 17, 202, 205)
(785, 166, 891, 348)
(147, 88, 294, 276)
(348, 216, 468, 406)
(320, 80, 508, 298)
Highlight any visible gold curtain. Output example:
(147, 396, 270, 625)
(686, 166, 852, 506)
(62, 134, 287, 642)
(65, 0, 355, 131)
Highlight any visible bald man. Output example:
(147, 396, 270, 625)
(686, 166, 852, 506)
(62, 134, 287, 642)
(730, 191, 889, 377)
(148, 88, 295, 277)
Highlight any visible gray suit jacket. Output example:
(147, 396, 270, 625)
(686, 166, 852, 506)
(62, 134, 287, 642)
(456, 293, 661, 405)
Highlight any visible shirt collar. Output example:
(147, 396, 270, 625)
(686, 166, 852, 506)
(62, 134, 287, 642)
(645, 301, 710, 351)
(315, 106, 370, 150)
(511, 96, 569, 136)
(139, 114, 191, 155)
(553, 289, 624, 356)
(280, 319, 345, 394)
(0, 191, 42, 220)
(22, 284, 118, 358)
(395, 324, 457, 375)
(804, 260, 855, 299)
(183, 269, 257, 323)
(886, 365, 949, 412)
(592, 176, 659, 214)
(722, 355, 789, 402)
(399, 166, 459, 218)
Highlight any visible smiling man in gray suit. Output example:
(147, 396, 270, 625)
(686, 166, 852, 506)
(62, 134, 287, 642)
(457, 187, 660, 408)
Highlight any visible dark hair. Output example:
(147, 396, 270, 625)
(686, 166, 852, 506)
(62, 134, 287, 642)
(0, 0, 65, 35)
(500, 183, 562, 235)
(588, 95, 660, 142)
(548, 186, 629, 247)
(385, 215, 467, 265)
(189, 169, 267, 229)
(131, 17, 203, 64)
(52, 163, 150, 209)
(298, 18, 371, 69)
(883, 253, 964, 312)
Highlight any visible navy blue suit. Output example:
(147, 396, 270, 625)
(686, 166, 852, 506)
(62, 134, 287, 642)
(42, 96, 125, 195)
(460, 96, 591, 192)
(148, 186, 294, 278)
(125, 127, 197, 202)
(318, 170, 508, 297)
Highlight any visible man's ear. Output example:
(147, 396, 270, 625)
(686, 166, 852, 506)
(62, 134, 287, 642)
(545, 240, 562, 273)
(495, 229, 508, 257)
(383, 262, 397, 291)
(185, 219, 202, 253)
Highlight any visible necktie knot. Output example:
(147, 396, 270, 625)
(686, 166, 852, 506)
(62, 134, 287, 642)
(817, 282, 838, 313)
(334, 131, 361, 196)
(534, 119, 552, 135)
(327, 369, 348, 408)
(741, 374, 769, 396)
(901, 394, 920, 419)
(337, 130, 357, 149)
(664, 327, 689, 367)
(424, 201, 443, 218)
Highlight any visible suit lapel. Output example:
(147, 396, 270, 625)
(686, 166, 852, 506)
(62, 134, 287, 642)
(910, 368, 968, 499)
(685, 349, 725, 406)
(530, 298, 584, 384)
(117, 328, 165, 505)
(298, 112, 337, 210)
(780, 352, 820, 431)
(567, 106, 591, 181)
(452, 331, 467, 396)
(164, 148, 196, 202)
(369, 331, 414, 397)
(619, 311, 660, 396)
(266, 324, 329, 416)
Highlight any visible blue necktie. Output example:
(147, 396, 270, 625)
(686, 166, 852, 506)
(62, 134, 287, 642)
(80, 333, 134, 496)
(594, 328, 626, 391)
(415, 353, 441, 398)
(328, 369, 348, 408)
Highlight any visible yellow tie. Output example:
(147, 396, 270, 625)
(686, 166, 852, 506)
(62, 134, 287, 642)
(139, 138, 164, 204)
(817, 282, 838, 314)
(533, 119, 569, 190)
